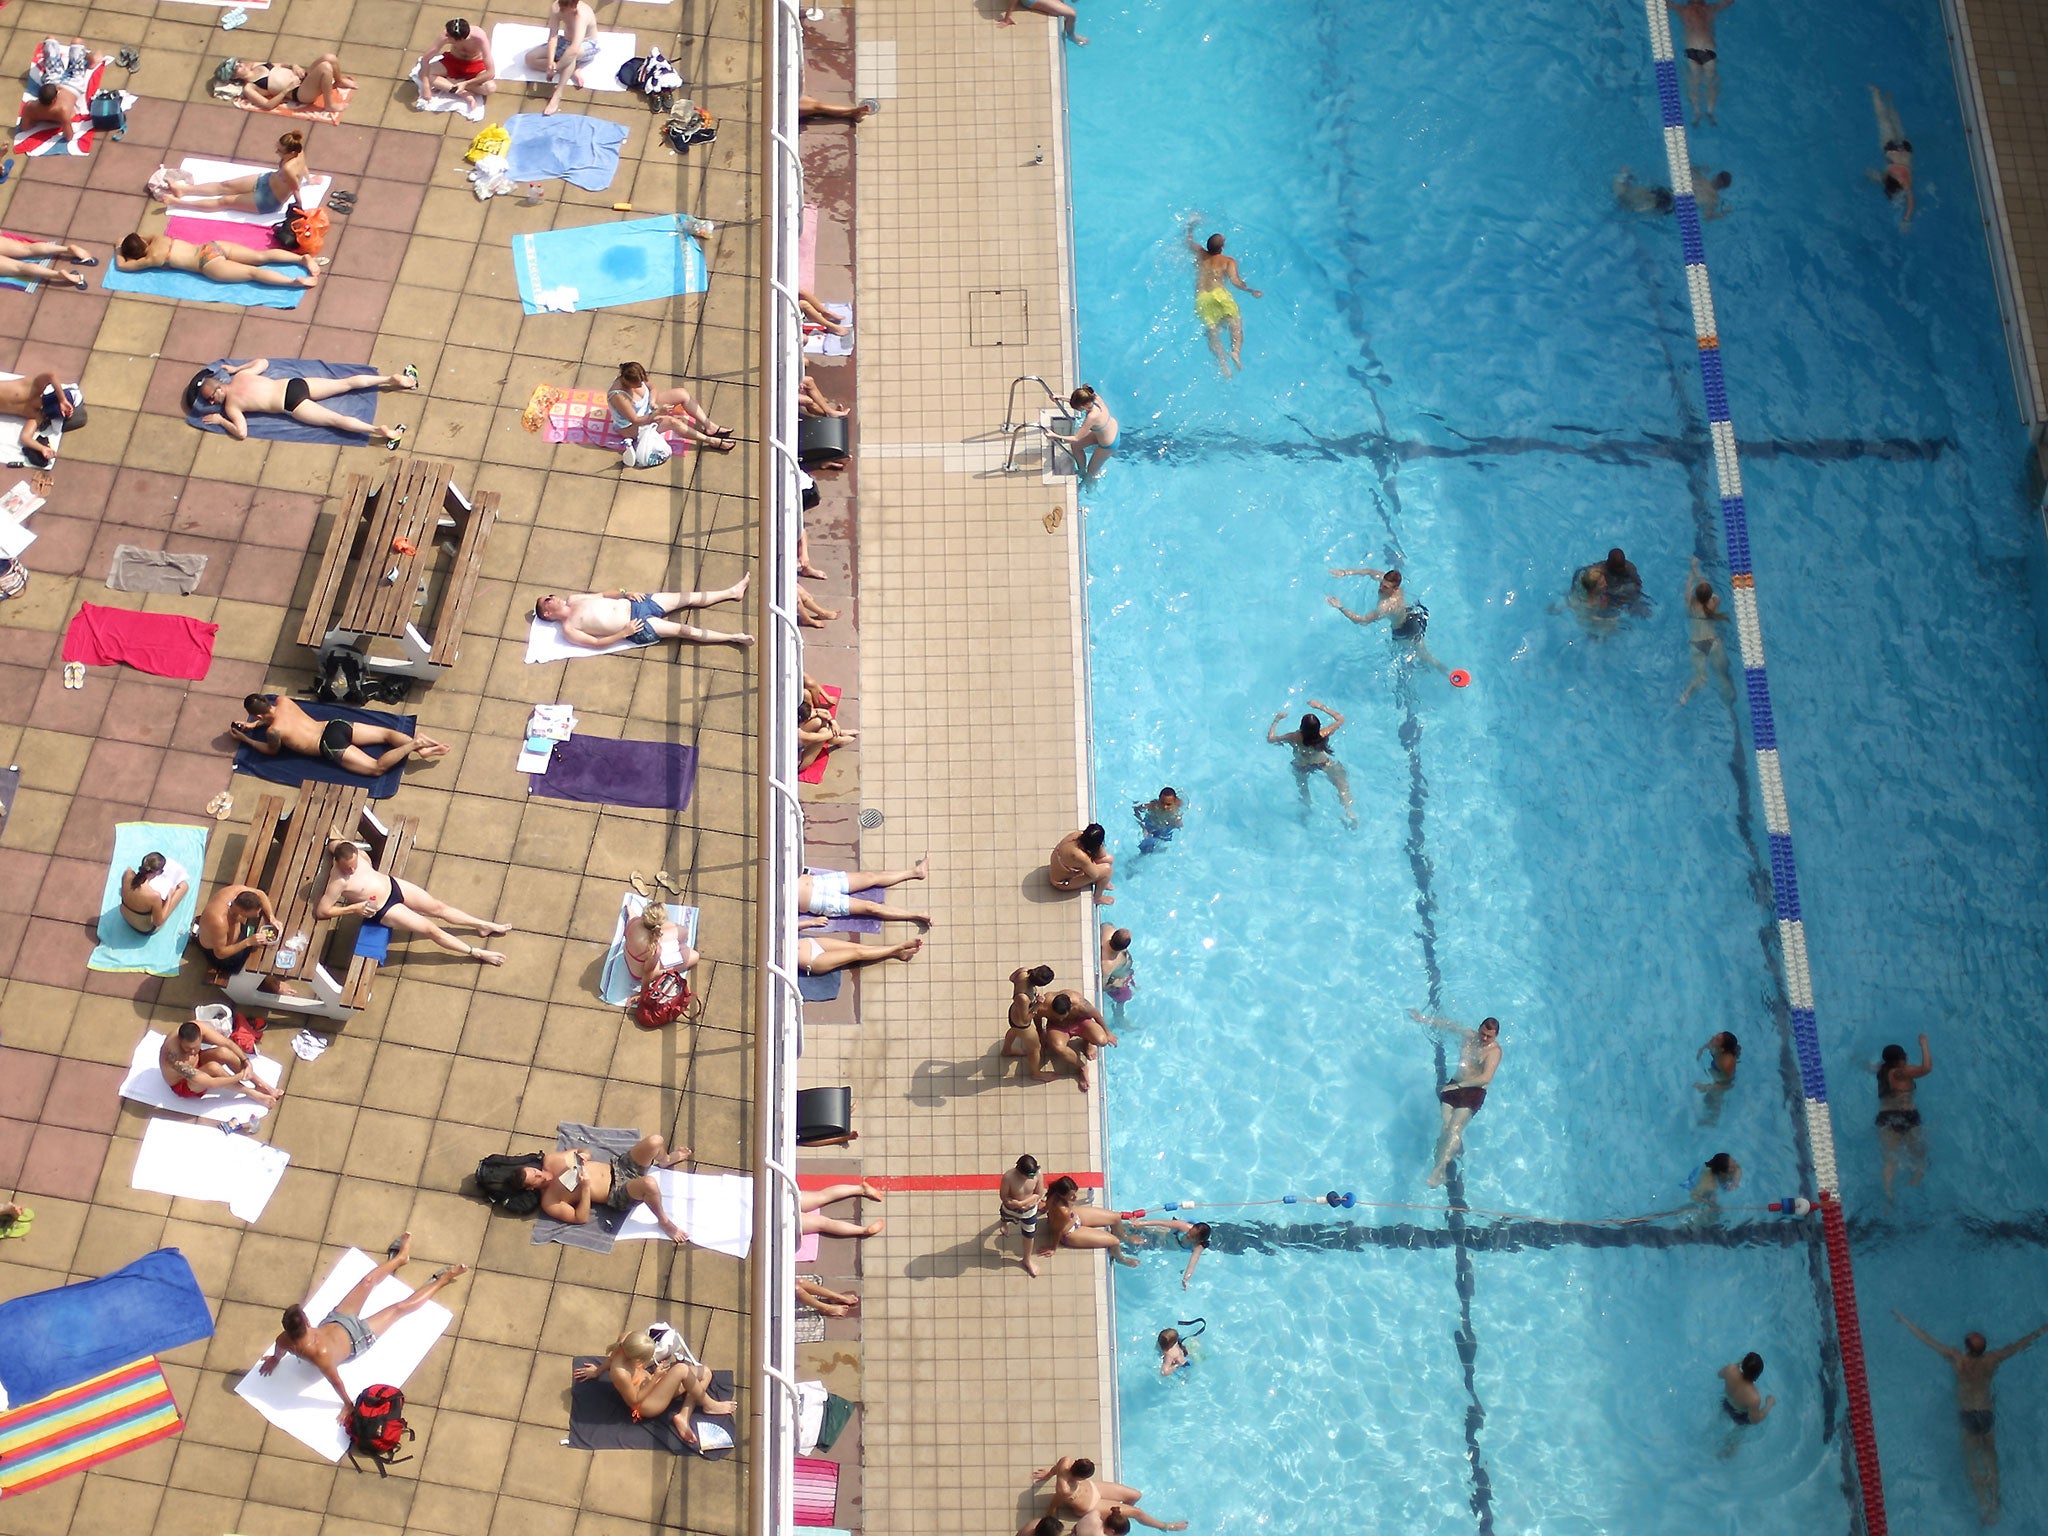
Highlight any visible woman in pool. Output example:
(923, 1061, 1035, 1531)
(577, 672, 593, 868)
(155, 131, 311, 216)
(1877, 1033, 1933, 1199)
(1049, 384, 1118, 480)
(1267, 700, 1357, 828)
(1867, 84, 1915, 230)
(1690, 1152, 1741, 1207)
(1696, 1030, 1740, 1123)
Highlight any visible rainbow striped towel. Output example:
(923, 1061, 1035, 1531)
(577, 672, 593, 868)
(0, 1358, 181, 1499)
(793, 1455, 840, 1525)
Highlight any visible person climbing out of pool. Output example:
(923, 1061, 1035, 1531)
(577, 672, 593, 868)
(1867, 84, 1916, 230)
(1004, 963, 1057, 1079)
(1668, 0, 1734, 125)
(1690, 1152, 1741, 1207)
(1101, 924, 1136, 1023)
(1034, 987, 1118, 1093)
(1411, 1009, 1501, 1187)
(1877, 1033, 1933, 1200)
(1034, 1456, 1187, 1530)
(1679, 556, 1735, 705)
(1037, 1181, 1140, 1268)
(997, 0, 1087, 46)
(1268, 701, 1357, 829)
(1696, 1031, 1740, 1122)
(1327, 566, 1449, 674)
(1133, 786, 1183, 853)
(1049, 384, 1118, 480)
(1185, 217, 1260, 376)
(1717, 1352, 1774, 1441)
(1049, 823, 1116, 903)
(999, 1153, 1046, 1277)
(1893, 1310, 2048, 1525)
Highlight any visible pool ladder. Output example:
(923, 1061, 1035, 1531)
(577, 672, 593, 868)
(999, 375, 1080, 476)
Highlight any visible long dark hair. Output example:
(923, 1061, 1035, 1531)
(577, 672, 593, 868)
(1878, 1042, 1907, 1093)
(1077, 824, 1106, 857)
(1299, 714, 1324, 748)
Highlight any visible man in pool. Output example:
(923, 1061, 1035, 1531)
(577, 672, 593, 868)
(534, 580, 755, 650)
(1132, 787, 1183, 854)
(230, 693, 450, 778)
(1718, 1352, 1775, 1444)
(1668, 0, 1734, 125)
(1185, 217, 1260, 377)
(1328, 565, 1449, 673)
(1411, 1009, 1501, 1187)
(1894, 1310, 2048, 1525)
(1612, 165, 1733, 220)
(1679, 555, 1734, 704)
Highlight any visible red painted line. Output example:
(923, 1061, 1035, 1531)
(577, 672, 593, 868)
(795, 1172, 1104, 1192)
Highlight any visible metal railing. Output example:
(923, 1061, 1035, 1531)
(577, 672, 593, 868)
(998, 373, 1080, 475)
(751, 0, 807, 1529)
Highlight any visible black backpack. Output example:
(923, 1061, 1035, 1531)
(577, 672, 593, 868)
(344, 1384, 413, 1475)
(474, 1152, 546, 1215)
(616, 56, 645, 91)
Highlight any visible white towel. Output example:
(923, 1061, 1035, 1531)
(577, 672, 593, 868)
(144, 858, 191, 902)
(803, 304, 854, 356)
(131, 1118, 289, 1222)
(119, 1030, 283, 1123)
(173, 156, 331, 226)
(489, 24, 638, 91)
(233, 1248, 454, 1460)
(797, 1378, 828, 1453)
(408, 60, 488, 120)
(614, 1170, 755, 1257)
(525, 616, 639, 663)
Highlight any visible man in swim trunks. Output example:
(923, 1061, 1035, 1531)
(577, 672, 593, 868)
(1328, 565, 1450, 674)
(158, 1014, 281, 1104)
(1035, 988, 1117, 1092)
(1867, 84, 1915, 230)
(518, 1134, 696, 1244)
(314, 838, 510, 966)
(534, 579, 755, 651)
(195, 884, 278, 979)
(420, 19, 494, 103)
(999, 1153, 1047, 1276)
(189, 359, 414, 447)
(1185, 218, 1261, 376)
(798, 853, 933, 927)
(1132, 787, 1182, 854)
(1004, 964, 1057, 1079)
(16, 39, 108, 132)
(1679, 554, 1734, 704)
(259, 1234, 467, 1416)
(1412, 1009, 1501, 1187)
(1035, 1457, 1187, 1531)
(230, 693, 450, 777)
(117, 231, 321, 289)
(524, 0, 599, 115)
(1717, 1352, 1775, 1441)
(1668, 1, 1733, 125)
(1895, 1311, 2048, 1524)
(223, 54, 357, 112)
(0, 368, 83, 468)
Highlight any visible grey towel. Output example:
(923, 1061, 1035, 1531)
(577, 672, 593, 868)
(531, 1122, 644, 1253)
(108, 545, 208, 595)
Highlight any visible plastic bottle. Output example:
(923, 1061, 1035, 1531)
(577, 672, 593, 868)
(279, 933, 306, 970)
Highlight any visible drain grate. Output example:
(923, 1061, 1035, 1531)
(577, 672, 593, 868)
(968, 289, 1029, 347)
(857, 808, 884, 829)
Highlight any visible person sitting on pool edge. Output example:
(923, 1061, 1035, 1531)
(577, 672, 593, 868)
(118, 230, 323, 289)
(1004, 963, 1057, 1078)
(1035, 1456, 1187, 1531)
(1035, 987, 1118, 1093)
(230, 693, 450, 777)
(1328, 565, 1449, 674)
(1717, 1352, 1774, 1440)
(119, 850, 189, 933)
(534, 580, 755, 651)
(1050, 823, 1115, 902)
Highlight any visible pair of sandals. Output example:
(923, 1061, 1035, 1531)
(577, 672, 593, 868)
(630, 870, 686, 898)
(328, 189, 357, 215)
(0, 1206, 33, 1240)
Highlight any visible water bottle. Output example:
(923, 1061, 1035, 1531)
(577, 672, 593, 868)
(688, 217, 716, 239)
(279, 932, 306, 971)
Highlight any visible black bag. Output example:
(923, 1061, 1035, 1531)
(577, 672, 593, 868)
(616, 56, 645, 91)
(662, 104, 716, 155)
(88, 89, 125, 138)
(316, 650, 368, 706)
(344, 1384, 414, 1475)
(475, 1152, 546, 1214)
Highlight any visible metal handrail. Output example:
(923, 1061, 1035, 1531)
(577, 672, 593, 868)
(999, 374, 1080, 475)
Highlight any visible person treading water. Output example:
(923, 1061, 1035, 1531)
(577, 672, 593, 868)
(1876, 1033, 1933, 1200)
(1267, 701, 1356, 829)
(1327, 565, 1449, 674)
(1894, 1310, 2048, 1526)
(1411, 1009, 1502, 1187)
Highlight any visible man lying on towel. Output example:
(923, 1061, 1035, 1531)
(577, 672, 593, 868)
(17, 38, 107, 130)
(161, 1014, 283, 1105)
(259, 1234, 465, 1417)
(0, 367, 83, 467)
(510, 1134, 697, 1245)
(187, 359, 416, 447)
(230, 693, 451, 776)
(534, 577, 754, 651)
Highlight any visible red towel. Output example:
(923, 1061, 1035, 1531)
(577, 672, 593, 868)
(797, 685, 842, 786)
(792, 1455, 839, 1525)
(63, 603, 219, 681)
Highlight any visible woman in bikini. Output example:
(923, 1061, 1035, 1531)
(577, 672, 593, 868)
(1868, 84, 1916, 229)
(156, 130, 311, 217)
(1039, 1182, 1138, 1267)
(1267, 700, 1357, 828)
(622, 903, 697, 986)
(1048, 384, 1118, 480)
(116, 230, 321, 288)
(225, 56, 356, 112)
(798, 696, 856, 772)
(118, 850, 189, 933)
(571, 1331, 736, 1448)
(1877, 1033, 1934, 1199)
(1049, 824, 1114, 902)
(798, 919, 921, 974)
(607, 361, 737, 452)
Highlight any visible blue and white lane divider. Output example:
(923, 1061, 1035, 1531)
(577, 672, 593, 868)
(1641, 5, 1888, 1530)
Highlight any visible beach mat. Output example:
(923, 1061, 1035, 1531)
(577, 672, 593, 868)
(186, 359, 380, 444)
(566, 1362, 735, 1457)
(805, 868, 882, 934)
(525, 611, 638, 663)
(222, 78, 354, 124)
(166, 158, 331, 225)
(88, 821, 208, 974)
(529, 735, 696, 811)
(0, 1251, 213, 1407)
(599, 893, 696, 1005)
(513, 215, 706, 315)
(794, 1455, 841, 1525)
(103, 240, 307, 310)
(522, 383, 687, 457)
(530, 1123, 643, 1252)
(804, 303, 853, 356)
(614, 1170, 754, 1257)
(409, 60, 488, 120)
(14, 51, 108, 157)
(797, 685, 843, 785)
(504, 112, 628, 190)
(0, 1358, 182, 1499)
(119, 1030, 283, 1123)
(0, 766, 18, 840)
(231, 700, 416, 799)
(490, 24, 638, 91)
(131, 1119, 289, 1223)
(63, 604, 218, 680)
(0, 373, 63, 467)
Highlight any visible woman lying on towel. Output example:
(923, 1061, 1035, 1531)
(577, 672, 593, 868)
(798, 919, 921, 974)
(117, 231, 323, 289)
(153, 130, 309, 217)
(573, 1329, 737, 1447)
(218, 55, 356, 112)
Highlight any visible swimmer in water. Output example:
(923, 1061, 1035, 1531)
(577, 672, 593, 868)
(1867, 85, 1915, 230)
(1613, 167, 1677, 215)
(1894, 1310, 2048, 1525)
(1267, 701, 1357, 829)
(1157, 1327, 1190, 1377)
(1696, 1031, 1740, 1124)
(1133, 786, 1183, 854)
(1327, 566, 1449, 674)
(1718, 1352, 1775, 1448)
(1690, 1152, 1742, 1207)
(1185, 217, 1261, 376)
(1877, 1034, 1933, 1200)
(1412, 1009, 1502, 1187)
(1101, 924, 1135, 1024)
(1679, 556, 1735, 705)
(1669, 0, 1734, 125)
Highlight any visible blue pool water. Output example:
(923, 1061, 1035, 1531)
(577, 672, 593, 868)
(1069, 2, 2048, 1532)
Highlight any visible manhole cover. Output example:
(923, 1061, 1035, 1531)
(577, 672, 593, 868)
(968, 288, 1028, 347)
(858, 808, 884, 829)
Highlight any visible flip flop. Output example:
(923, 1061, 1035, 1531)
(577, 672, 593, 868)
(205, 790, 233, 820)
(57, 271, 86, 292)
(69, 252, 98, 267)
(400, 364, 418, 389)
(328, 190, 357, 213)
(385, 1234, 406, 1260)
(0, 1207, 34, 1236)
(384, 424, 407, 450)
(655, 870, 684, 895)
(116, 46, 141, 71)
(629, 871, 653, 898)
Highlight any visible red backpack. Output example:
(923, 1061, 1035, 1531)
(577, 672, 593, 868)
(345, 1384, 413, 1475)
(634, 968, 702, 1030)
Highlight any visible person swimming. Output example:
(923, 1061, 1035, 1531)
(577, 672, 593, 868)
(1867, 85, 1916, 229)
(1133, 786, 1183, 853)
(1876, 1034, 1933, 1200)
(1696, 1031, 1740, 1124)
(1690, 1152, 1741, 1207)
(1267, 702, 1357, 828)
(1157, 1318, 1204, 1377)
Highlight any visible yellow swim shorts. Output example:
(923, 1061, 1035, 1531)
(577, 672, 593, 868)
(1194, 287, 1240, 326)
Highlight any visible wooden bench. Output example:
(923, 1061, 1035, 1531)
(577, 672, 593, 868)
(223, 781, 418, 1022)
(297, 456, 499, 684)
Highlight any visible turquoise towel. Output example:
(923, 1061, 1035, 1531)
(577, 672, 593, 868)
(513, 215, 707, 315)
(599, 897, 697, 1005)
(102, 262, 306, 310)
(88, 822, 209, 975)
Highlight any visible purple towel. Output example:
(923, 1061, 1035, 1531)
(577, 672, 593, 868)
(529, 735, 697, 810)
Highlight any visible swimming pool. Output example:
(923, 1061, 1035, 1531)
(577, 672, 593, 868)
(1069, 1, 2048, 1531)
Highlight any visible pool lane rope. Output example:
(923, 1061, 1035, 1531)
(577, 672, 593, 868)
(1640, 4, 1887, 1531)
(1121, 1192, 1820, 1226)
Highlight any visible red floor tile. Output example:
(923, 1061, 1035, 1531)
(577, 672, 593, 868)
(0, 295, 28, 343)
(117, 96, 178, 152)
(171, 692, 237, 756)
(188, 656, 270, 700)
(85, 138, 166, 194)
(35, 458, 114, 523)
(0, 662, 42, 724)
(0, 909, 25, 974)
(313, 123, 376, 178)
(329, 225, 408, 284)
(20, 511, 98, 577)
(243, 489, 322, 551)
(9, 915, 97, 986)
(0, 1117, 33, 1187)
(82, 739, 166, 804)
(170, 101, 250, 156)
(28, 152, 91, 189)
(161, 310, 244, 366)
(28, 291, 107, 346)
(306, 275, 386, 334)
(222, 542, 307, 605)
(101, 676, 186, 749)
(4, 181, 82, 241)
(0, 626, 56, 666)
(16, 1122, 110, 1202)
(110, 468, 189, 531)
(233, 314, 311, 360)
(365, 131, 443, 184)
(40, 1058, 127, 1134)
(68, 188, 144, 245)
(170, 478, 254, 543)
(342, 176, 427, 234)
(54, 797, 143, 862)
(35, 855, 108, 925)
(148, 751, 232, 818)
(80, 969, 161, 1004)
(0, 850, 52, 913)
(304, 326, 379, 368)
(0, 1046, 57, 1118)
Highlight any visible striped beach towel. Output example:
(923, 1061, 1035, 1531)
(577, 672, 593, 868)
(14, 49, 107, 158)
(792, 1455, 840, 1526)
(0, 1358, 182, 1498)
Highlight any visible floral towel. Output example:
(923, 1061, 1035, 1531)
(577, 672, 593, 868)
(521, 383, 687, 454)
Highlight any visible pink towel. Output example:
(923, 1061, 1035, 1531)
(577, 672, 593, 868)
(799, 204, 818, 293)
(63, 603, 219, 680)
(538, 386, 689, 456)
(166, 214, 281, 251)
(792, 1456, 839, 1525)
(797, 685, 842, 786)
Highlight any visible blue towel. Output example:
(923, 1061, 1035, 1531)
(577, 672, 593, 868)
(185, 359, 382, 444)
(513, 216, 707, 315)
(88, 821, 210, 975)
(0, 1249, 214, 1405)
(354, 921, 391, 961)
(103, 263, 306, 311)
(599, 899, 697, 1005)
(800, 968, 842, 1003)
(231, 700, 417, 800)
(504, 112, 629, 191)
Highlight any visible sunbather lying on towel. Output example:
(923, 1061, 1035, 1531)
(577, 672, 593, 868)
(197, 883, 278, 979)
(187, 359, 415, 446)
(534, 579, 755, 650)
(315, 838, 509, 966)
(230, 693, 450, 776)
(0, 235, 98, 292)
(259, 1233, 466, 1416)
(799, 922, 921, 975)
(522, 1134, 696, 1244)
(18, 38, 107, 130)
(572, 1328, 737, 1446)
(0, 368, 83, 468)
(118, 231, 323, 289)
(217, 55, 355, 112)
(153, 131, 310, 216)
(799, 854, 933, 928)
(160, 1014, 282, 1104)
(801, 1181, 885, 1240)
(623, 904, 698, 986)
(120, 850, 190, 933)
